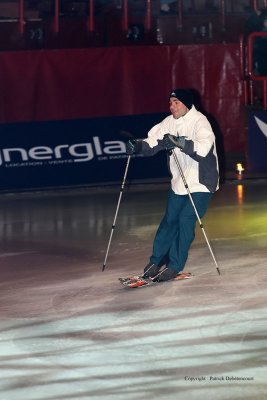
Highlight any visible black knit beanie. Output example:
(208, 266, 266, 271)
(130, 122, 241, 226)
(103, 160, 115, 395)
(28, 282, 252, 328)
(169, 89, 193, 109)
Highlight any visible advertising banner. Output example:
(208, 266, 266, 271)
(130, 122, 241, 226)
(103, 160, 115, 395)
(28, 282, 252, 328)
(248, 111, 267, 171)
(0, 113, 169, 192)
(0, 45, 245, 154)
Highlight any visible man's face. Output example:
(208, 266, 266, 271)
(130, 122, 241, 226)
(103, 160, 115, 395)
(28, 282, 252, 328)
(169, 97, 188, 119)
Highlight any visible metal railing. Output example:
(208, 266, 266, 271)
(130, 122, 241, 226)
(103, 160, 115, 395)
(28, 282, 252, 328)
(14, 0, 267, 35)
(17, 0, 153, 34)
(240, 31, 267, 109)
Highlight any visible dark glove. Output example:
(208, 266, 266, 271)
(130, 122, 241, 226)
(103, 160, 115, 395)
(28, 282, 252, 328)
(163, 134, 186, 150)
(126, 139, 139, 155)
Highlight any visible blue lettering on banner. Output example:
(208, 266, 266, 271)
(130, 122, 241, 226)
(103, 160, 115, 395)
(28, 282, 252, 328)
(0, 113, 169, 191)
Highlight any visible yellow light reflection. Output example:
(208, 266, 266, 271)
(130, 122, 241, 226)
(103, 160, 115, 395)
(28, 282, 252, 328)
(237, 183, 244, 205)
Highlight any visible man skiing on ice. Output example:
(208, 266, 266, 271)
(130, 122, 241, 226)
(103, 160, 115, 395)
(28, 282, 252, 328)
(126, 88, 219, 282)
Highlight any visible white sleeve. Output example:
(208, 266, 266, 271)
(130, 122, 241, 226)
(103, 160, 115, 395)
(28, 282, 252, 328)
(143, 117, 170, 148)
(193, 118, 215, 157)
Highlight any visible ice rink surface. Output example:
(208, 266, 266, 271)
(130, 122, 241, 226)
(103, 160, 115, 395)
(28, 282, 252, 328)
(0, 177, 266, 400)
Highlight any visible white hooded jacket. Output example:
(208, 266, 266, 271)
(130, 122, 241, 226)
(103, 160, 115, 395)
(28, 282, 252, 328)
(139, 105, 219, 194)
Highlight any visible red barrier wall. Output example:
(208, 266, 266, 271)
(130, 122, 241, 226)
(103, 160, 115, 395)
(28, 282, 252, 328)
(0, 44, 246, 152)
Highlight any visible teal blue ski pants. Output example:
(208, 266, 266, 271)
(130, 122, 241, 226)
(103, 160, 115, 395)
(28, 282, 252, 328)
(150, 190, 212, 272)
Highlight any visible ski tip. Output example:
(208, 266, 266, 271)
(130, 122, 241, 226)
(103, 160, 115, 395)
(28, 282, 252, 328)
(127, 279, 149, 288)
(174, 272, 193, 280)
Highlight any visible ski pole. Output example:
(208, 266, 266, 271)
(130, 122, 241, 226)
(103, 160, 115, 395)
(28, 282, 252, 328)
(171, 149, 221, 276)
(102, 155, 131, 272)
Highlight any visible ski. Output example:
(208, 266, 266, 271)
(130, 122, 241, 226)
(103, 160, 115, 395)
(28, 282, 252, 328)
(119, 272, 193, 288)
